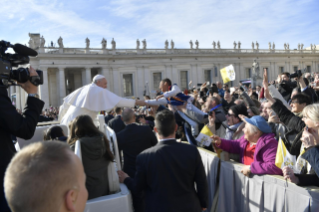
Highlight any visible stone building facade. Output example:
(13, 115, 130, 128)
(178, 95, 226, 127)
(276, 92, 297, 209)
(10, 34, 319, 110)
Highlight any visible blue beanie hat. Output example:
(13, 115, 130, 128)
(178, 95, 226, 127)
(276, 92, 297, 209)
(244, 115, 272, 134)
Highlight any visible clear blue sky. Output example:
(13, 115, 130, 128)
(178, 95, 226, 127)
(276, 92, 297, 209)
(1, 0, 318, 49)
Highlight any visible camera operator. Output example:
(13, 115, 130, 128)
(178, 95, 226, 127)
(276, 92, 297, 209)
(0, 66, 44, 212)
(277, 72, 297, 102)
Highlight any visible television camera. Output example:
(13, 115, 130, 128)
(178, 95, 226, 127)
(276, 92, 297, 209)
(0, 40, 43, 88)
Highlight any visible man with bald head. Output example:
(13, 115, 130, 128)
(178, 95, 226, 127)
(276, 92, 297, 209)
(117, 107, 157, 178)
(4, 141, 88, 212)
(59, 74, 145, 126)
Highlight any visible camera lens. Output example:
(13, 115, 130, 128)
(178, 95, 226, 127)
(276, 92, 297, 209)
(10, 68, 29, 83)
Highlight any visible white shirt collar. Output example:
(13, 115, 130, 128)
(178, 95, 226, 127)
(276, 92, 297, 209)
(159, 138, 175, 142)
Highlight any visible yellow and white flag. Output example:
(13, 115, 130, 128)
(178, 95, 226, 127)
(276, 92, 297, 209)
(275, 137, 300, 173)
(196, 125, 213, 147)
(220, 64, 235, 84)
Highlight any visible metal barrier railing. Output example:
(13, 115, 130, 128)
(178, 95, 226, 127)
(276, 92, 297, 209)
(197, 148, 319, 212)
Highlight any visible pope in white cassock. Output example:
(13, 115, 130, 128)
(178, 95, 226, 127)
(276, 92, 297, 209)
(59, 74, 145, 126)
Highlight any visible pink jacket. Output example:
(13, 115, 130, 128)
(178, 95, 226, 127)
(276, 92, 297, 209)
(219, 133, 282, 175)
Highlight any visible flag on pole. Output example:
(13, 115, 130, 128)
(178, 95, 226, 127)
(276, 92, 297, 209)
(275, 137, 300, 173)
(220, 64, 235, 84)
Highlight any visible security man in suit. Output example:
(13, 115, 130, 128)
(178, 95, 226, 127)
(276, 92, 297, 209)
(107, 107, 125, 133)
(117, 107, 157, 178)
(118, 110, 208, 212)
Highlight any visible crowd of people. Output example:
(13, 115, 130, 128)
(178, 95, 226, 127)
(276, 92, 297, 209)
(3, 69, 319, 212)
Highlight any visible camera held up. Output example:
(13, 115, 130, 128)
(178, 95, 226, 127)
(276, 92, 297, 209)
(290, 68, 306, 79)
(0, 40, 43, 88)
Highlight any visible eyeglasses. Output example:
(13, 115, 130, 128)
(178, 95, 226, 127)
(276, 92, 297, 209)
(291, 100, 299, 104)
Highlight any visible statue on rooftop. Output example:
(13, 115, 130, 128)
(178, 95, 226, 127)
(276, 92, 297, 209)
(171, 40, 174, 49)
(251, 42, 254, 50)
(301, 43, 304, 50)
(256, 41, 259, 50)
(268, 42, 271, 50)
(136, 39, 140, 49)
(233, 41, 237, 49)
(217, 41, 220, 49)
(287, 43, 290, 50)
(272, 42, 275, 50)
(195, 40, 199, 49)
(311, 44, 313, 50)
(101, 38, 107, 49)
(189, 40, 193, 49)
(40, 36, 45, 48)
(142, 39, 147, 49)
(212, 41, 216, 49)
(57, 36, 64, 48)
(111, 38, 116, 50)
(85, 37, 90, 48)
(165, 40, 169, 49)
(284, 43, 287, 50)
(298, 43, 300, 50)
(238, 41, 241, 49)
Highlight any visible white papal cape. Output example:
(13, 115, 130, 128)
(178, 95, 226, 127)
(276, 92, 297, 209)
(59, 83, 135, 126)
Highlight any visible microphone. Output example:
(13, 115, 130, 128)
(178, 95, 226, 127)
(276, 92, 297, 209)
(12, 44, 38, 57)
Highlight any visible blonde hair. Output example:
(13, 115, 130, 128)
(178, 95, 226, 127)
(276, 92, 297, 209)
(303, 104, 319, 123)
(4, 141, 77, 212)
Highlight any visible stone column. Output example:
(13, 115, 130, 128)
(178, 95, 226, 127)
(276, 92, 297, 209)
(234, 63, 240, 85)
(190, 64, 198, 87)
(81, 69, 86, 86)
(101, 67, 110, 80)
(85, 67, 92, 84)
(58, 67, 66, 105)
(39, 67, 50, 109)
(165, 65, 172, 80)
(136, 66, 144, 98)
(171, 65, 178, 84)
(112, 67, 120, 95)
(16, 86, 21, 110)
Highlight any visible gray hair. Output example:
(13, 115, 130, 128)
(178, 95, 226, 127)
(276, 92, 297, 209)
(122, 107, 135, 123)
(246, 122, 261, 134)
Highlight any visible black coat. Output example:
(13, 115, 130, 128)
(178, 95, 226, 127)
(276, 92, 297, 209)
(124, 139, 208, 212)
(71, 135, 111, 200)
(107, 115, 125, 133)
(296, 145, 319, 187)
(271, 99, 304, 157)
(104, 114, 114, 124)
(0, 86, 44, 212)
(117, 124, 157, 178)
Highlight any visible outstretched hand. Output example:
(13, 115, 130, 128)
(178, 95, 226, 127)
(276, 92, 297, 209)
(263, 68, 275, 103)
(117, 170, 129, 183)
(156, 94, 164, 101)
(210, 135, 221, 145)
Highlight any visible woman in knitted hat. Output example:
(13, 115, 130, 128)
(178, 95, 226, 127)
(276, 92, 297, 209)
(211, 115, 282, 176)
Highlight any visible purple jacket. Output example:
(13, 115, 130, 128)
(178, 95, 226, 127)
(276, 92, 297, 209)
(219, 133, 282, 175)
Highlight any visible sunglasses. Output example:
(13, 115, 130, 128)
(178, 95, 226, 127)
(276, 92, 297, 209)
(226, 113, 235, 117)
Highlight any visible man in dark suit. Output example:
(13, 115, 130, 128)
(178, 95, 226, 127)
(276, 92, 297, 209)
(117, 108, 157, 178)
(107, 107, 125, 133)
(104, 110, 114, 124)
(118, 110, 208, 212)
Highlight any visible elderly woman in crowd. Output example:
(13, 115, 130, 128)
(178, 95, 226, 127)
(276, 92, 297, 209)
(211, 115, 282, 176)
(283, 104, 319, 186)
